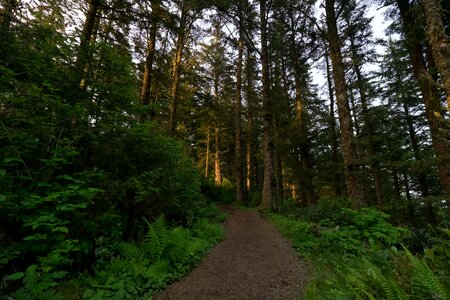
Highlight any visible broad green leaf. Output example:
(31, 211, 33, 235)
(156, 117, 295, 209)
(52, 226, 69, 234)
(7, 272, 24, 281)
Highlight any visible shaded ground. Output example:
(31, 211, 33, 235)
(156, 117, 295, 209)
(154, 205, 309, 300)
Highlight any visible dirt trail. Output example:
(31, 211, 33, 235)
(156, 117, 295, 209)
(154, 206, 309, 300)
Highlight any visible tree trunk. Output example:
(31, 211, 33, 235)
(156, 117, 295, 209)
(422, 0, 450, 110)
(77, 0, 101, 90)
(168, 27, 184, 132)
(325, 49, 342, 196)
(214, 127, 222, 186)
(397, 0, 450, 217)
(392, 168, 402, 204)
(246, 47, 255, 193)
(140, 0, 161, 120)
(235, 30, 244, 204)
(205, 130, 210, 178)
(349, 39, 384, 206)
(260, 0, 276, 210)
(169, 6, 189, 132)
(293, 67, 314, 205)
(403, 173, 416, 225)
(325, 0, 366, 208)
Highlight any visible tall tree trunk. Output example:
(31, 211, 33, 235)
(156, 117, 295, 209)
(403, 173, 416, 224)
(77, 0, 101, 89)
(140, 0, 161, 120)
(169, 6, 191, 132)
(288, 25, 315, 205)
(348, 92, 361, 135)
(205, 130, 210, 178)
(392, 168, 402, 204)
(168, 28, 184, 132)
(214, 127, 222, 186)
(422, 0, 450, 110)
(349, 39, 384, 206)
(397, 0, 450, 217)
(325, 0, 366, 208)
(293, 67, 314, 205)
(260, 0, 275, 209)
(235, 30, 244, 204)
(246, 47, 255, 193)
(325, 49, 342, 196)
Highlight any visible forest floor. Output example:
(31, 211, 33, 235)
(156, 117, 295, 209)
(154, 205, 310, 300)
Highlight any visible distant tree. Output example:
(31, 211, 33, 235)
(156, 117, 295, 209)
(325, 0, 366, 208)
(395, 0, 450, 216)
(342, 0, 384, 206)
(259, 0, 276, 209)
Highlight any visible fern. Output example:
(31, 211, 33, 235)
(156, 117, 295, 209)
(345, 264, 376, 299)
(364, 259, 408, 300)
(142, 216, 194, 267)
(403, 245, 449, 300)
(165, 227, 191, 266)
(143, 215, 169, 261)
(116, 242, 146, 264)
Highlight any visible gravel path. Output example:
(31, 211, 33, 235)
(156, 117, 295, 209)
(154, 205, 309, 300)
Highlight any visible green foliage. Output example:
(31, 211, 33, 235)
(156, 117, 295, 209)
(82, 214, 224, 299)
(201, 178, 235, 204)
(402, 245, 449, 299)
(270, 209, 450, 300)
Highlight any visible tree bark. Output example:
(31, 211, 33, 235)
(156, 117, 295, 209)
(260, 0, 275, 210)
(214, 127, 222, 186)
(235, 31, 244, 204)
(325, 49, 342, 196)
(169, 5, 191, 132)
(422, 0, 450, 110)
(293, 65, 314, 205)
(246, 47, 256, 193)
(205, 130, 210, 178)
(168, 15, 185, 132)
(77, 0, 101, 90)
(325, 0, 366, 208)
(397, 0, 450, 217)
(140, 0, 161, 120)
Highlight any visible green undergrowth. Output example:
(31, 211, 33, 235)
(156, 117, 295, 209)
(269, 206, 450, 299)
(5, 204, 225, 300)
(78, 205, 224, 300)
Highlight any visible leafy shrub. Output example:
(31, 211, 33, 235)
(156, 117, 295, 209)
(201, 178, 235, 204)
(83, 214, 224, 299)
(318, 208, 409, 254)
(270, 209, 449, 300)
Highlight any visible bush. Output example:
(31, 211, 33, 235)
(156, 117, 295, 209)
(270, 208, 450, 300)
(82, 214, 224, 299)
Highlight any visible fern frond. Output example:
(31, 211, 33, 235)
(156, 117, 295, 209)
(144, 215, 169, 261)
(364, 259, 408, 300)
(165, 227, 191, 265)
(403, 245, 449, 300)
(116, 242, 146, 264)
(439, 228, 450, 238)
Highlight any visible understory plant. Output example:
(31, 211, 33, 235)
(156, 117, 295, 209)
(270, 206, 450, 299)
(81, 214, 224, 299)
